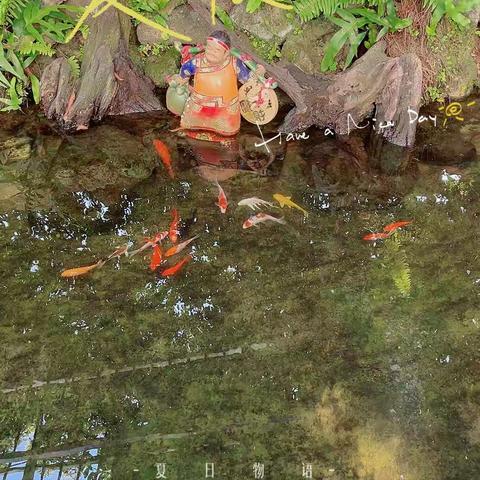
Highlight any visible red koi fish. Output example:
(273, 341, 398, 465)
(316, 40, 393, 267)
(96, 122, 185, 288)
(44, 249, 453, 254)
(363, 232, 391, 241)
(169, 208, 179, 244)
(383, 221, 412, 233)
(153, 139, 174, 179)
(161, 254, 192, 277)
(165, 235, 199, 258)
(149, 244, 163, 271)
(215, 180, 228, 214)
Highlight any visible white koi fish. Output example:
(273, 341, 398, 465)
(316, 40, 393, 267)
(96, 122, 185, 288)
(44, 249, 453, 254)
(238, 197, 275, 211)
(242, 212, 286, 229)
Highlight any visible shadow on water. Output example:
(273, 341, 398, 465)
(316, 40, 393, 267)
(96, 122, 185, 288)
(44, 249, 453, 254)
(0, 97, 479, 479)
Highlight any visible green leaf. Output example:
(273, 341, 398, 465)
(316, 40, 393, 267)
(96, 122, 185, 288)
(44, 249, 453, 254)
(29, 73, 40, 104)
(246, 0, 263, 13)
(0, 70, 10, 88)
(216, 6, 235, 30)
(0, 48, 19, 78)
(321, 26, 350, 72)
(344, 31, 366, 69)
(350, 8, 387, 26)
(426, 4, 446, 36)
(6, 48, 27, 81)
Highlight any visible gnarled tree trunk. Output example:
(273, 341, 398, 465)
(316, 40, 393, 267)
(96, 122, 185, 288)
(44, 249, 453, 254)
(40, 1, 163, 131)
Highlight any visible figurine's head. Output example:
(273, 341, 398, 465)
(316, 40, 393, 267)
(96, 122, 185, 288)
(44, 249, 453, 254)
(205, 30, 231, 65)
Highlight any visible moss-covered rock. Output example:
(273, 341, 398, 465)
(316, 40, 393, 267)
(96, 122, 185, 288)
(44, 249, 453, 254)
(230, 4, 298, 43)
(428, 22, 479, 101)
(281, 19, 339, 74)
(138, 3, 214, 46)
(0, 136, 32, 165)
(137, 23, 164, 46)
(143, 47, 180, 87)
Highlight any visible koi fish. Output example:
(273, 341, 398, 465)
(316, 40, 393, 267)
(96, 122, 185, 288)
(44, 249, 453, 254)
(165, 235, 199, 258)
(60, 259, 105, 278)
(149, 244, 163, 271)
(215, 180, 228, 214)
(383, 221, 412, 233)
(153, 139, 174, 179)
(161, 254, 192, 277)
(129, 231, 168, 257)
(273, 193, 308, 217)
(243, 212, 286, 229)
(169, 208, 180, 244)
(106, 244, 129, 260)
(238, 197, 275, 211)
(363, 232, 390, 241)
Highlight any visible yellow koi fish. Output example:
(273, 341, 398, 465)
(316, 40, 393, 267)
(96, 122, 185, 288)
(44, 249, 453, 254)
(273, 193, 308, 217)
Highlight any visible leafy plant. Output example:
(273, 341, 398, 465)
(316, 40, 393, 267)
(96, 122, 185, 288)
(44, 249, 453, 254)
(293, 0, 350, 20)
(423, 0, 478, 36)
(138, 40, 174, 57)
(426, 85, 443, 102)
(0, 0, 27, 32)
(320, 3, 411, 71)
(247, 32, 282, 62)
(67, 55, 80, 79)
(128, 0, 169, 33)
(0, 77, 23, 111)
(0, 0, 80, 111)
(129, 0, 170, 13)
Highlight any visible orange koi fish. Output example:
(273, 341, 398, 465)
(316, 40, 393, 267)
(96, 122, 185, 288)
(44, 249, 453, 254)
(161, 254, 192, 277)
(153, 139, 174, 179)
(215, 180, 228, 214)
(169, 208, 180, 244)
(362, 232, 390, 241)
(60, 259, 105, 278)
(165, 235, 199, 258)
(149, 244, 163, 271)
(129, 231, 168, 257)
(383, 221, 412, 233)
(242, 213, 286, 229)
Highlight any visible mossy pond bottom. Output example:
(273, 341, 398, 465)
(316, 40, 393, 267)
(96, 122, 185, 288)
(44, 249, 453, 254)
(1, 100, 480, 479)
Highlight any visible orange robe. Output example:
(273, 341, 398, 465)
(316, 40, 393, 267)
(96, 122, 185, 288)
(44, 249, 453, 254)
(180, 54, 241, 136)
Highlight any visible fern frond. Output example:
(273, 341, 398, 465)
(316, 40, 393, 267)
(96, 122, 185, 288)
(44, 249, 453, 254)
(67, 55, 80, 78)
(0, 0, 27, 27)
(293, 0, 350, 21)
(18, 41, 55, 57)
(392, 262, 411, 297)
(79, 24, 89, 40)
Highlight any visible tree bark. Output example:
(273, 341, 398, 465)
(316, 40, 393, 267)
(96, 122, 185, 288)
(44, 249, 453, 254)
(40, 1, 163, 131)
(187, 0, 422, 149)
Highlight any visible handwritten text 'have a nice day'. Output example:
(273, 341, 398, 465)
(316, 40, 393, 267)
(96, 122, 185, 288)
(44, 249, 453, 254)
(254, 107, 438, 148)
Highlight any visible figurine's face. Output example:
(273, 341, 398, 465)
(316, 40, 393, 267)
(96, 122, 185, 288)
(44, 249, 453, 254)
(205, 39, 229, 65)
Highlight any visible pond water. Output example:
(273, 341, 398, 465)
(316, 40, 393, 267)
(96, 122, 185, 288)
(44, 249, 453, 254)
(0, 98, 480, 480)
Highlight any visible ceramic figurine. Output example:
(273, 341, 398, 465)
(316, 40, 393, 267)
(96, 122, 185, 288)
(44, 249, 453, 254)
(166, 30, 278, 139)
